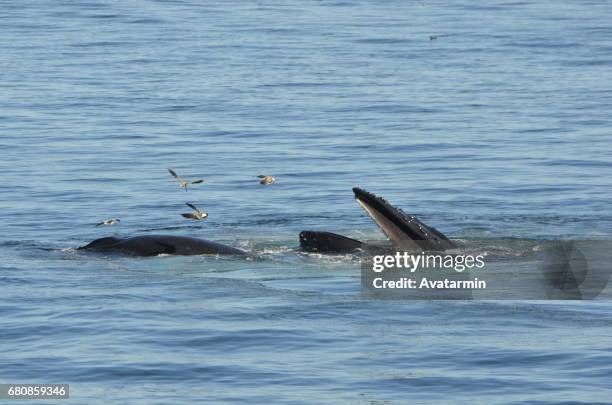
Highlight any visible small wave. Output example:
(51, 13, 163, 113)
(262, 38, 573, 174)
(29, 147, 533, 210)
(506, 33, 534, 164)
(128, 18, 164, 24)
(86, 14, 121, 19)
(137, 225, 203, 232)
(0, 240, 40, 248)
(355, 38, 415, 45)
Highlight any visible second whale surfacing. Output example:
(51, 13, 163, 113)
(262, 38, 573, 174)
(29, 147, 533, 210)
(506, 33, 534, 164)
(299, 188, 456, 253)
(78, 235, 247, 256)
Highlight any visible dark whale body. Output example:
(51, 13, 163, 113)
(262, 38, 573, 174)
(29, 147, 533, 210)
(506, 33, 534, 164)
(78, 235, 246, 256)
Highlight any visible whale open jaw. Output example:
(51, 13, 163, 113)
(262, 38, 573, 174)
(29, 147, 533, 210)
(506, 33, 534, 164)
(299, 188, 455, 253)
(352, 187, 455, 251)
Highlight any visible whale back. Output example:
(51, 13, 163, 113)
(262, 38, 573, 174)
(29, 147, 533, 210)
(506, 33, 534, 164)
(79, 235, 246, 256)
(77, 236, 121, 250)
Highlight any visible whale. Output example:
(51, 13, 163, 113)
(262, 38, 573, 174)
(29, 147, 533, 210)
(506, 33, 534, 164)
(79, 188, 451, 257)
(299, 188, 455, 253)
(78, 235, 247, 256)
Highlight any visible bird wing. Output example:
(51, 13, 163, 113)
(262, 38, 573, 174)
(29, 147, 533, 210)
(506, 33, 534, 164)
(186, 202, 199, 211)
(95, 221, 105, 227)
(191, 179, 203, 184)
(168, 168, 179, 178)
(181, 213, 196, 219)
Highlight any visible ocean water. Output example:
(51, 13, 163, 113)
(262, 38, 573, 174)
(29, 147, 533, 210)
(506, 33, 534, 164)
(2, 0, 612, 403)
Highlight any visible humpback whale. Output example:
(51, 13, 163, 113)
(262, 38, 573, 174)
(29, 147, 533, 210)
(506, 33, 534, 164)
(299, 188, 455, 253)
(80, 188, 451, 257)
(78, 235, 246, 256)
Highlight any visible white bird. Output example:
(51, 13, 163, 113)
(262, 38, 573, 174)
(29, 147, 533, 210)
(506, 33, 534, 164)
(96, 218, 120, 227)
(168, 168, 203, 191)
(257, 175, 275, 185)
(181, 202, 208, 221)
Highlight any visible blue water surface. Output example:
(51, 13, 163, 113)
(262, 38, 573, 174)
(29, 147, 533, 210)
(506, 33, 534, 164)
(2, 0, 612, 403)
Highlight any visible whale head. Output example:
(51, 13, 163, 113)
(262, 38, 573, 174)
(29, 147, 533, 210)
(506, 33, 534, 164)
(352, 187, 455, 251)
(299, 230, 362, 253)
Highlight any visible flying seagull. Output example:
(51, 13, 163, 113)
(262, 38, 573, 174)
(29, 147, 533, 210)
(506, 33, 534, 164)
(257, 175, 275, 185)
(181, 202, 208, 221)
(168, 168, 203, 191)
(96, 218, 120, 227)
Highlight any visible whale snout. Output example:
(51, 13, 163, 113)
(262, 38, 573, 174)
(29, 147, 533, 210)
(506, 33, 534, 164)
(299, 230, 362, 253)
